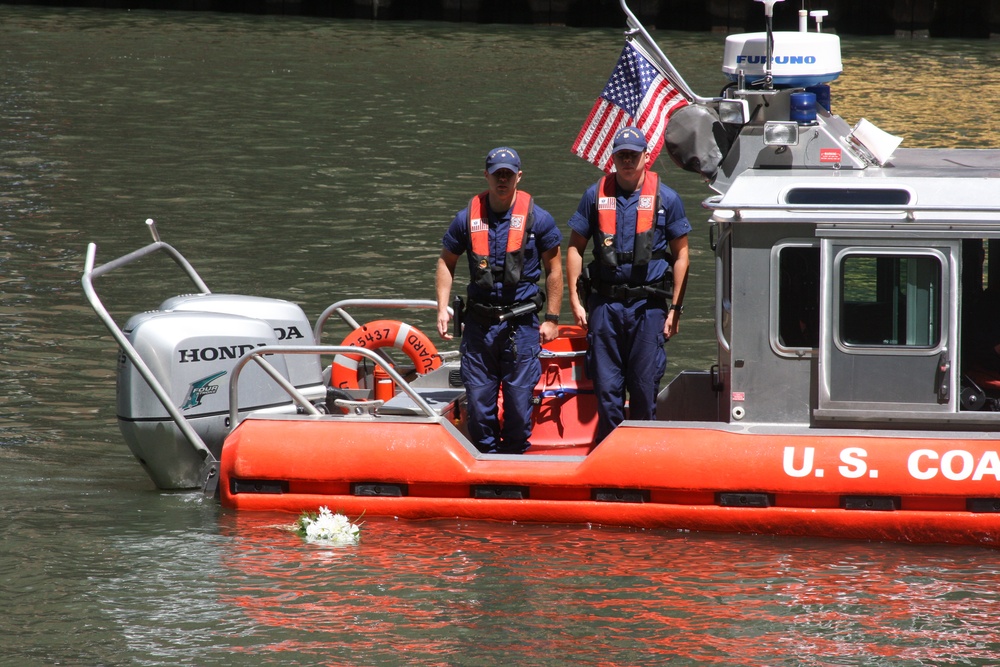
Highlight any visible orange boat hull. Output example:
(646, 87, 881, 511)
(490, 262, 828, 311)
(218, 416, 1000, 546)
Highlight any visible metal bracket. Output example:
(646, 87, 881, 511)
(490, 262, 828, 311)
(334, 399, 385, 416)
(201, 458, 220, 498)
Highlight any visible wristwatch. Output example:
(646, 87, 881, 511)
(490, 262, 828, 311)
(544, 313, 560, 324)
(669, 304, 684, 315)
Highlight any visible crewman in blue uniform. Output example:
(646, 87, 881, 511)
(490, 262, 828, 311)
(566, 126, 691, 444)
(436, 147, 563, 454)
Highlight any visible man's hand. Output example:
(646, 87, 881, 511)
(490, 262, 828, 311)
(539, 320, 559, 344)
(438, 309, 453, 340)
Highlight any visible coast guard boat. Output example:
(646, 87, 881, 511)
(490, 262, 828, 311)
(83, 0, 1000, 547)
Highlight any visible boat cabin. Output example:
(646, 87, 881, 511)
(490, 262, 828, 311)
(647, 11, 1000, 433)
(660, 146, 1000, 430)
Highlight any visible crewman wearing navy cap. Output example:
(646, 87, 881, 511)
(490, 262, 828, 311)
(566, 126, 691, 444)
(436, 147, 563, 454)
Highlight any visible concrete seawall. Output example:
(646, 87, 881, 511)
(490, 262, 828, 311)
(5, 0, 999, 38)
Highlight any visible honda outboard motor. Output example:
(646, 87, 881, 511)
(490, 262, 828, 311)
(159, 293, 323, 390)
(117, 295, 324, 489)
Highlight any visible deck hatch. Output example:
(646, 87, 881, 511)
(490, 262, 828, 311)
(785, 188, 911, 206)
(966, 498, 1000, 513)
(592, 489, 650, 503)
(353, 483, 407, 497)
(717, 492, 774, 508)
(230, 479, 289, 495)
(472, 485, 529, 500)
(841, 495, 899, 511)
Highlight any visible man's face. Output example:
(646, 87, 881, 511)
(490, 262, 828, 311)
(611, 149, 647, 176)
(485, 168, 521, 198)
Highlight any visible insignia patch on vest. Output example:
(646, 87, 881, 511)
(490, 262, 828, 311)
(510, 215, 525, 230)
(597, 196, 616, 210)
(470, 218, 487, 233)
(639, 195, 654, 210)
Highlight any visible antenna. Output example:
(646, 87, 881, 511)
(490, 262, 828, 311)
(755, 0, 783, 17)
(754, 0, 784, 89)
(810, 10, 829, 32)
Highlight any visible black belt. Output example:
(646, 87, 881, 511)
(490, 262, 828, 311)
(594, 283, 670, 301)
(467, 298, 540, 325)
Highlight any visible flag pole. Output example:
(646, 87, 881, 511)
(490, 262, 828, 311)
(618, 0, 713, 105)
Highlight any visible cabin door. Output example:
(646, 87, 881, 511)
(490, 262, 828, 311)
(817, 239, 959, 416)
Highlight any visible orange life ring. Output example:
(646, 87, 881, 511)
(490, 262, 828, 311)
(330, 319, 441, 389)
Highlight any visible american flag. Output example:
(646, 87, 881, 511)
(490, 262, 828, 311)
(572, 41, 689, 172)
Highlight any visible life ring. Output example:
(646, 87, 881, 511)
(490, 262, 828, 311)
(330, 319, 441, 389)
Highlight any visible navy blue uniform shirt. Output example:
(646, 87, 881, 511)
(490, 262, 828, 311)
(443, 198, 562, 304)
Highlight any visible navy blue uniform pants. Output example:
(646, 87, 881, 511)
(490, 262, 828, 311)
(460, 315, 541, 454)
(586, 296, 667, 443)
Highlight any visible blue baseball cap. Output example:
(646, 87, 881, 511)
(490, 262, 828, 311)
(485, 147, 521, 174)
(612, 126, 648, 153)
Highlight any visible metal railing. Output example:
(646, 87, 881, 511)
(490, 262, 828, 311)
(82, 220, 219, 491)
(313, 298, 445, 344)
(227, 345, 443, 428)
(704, 196, 1000, 221)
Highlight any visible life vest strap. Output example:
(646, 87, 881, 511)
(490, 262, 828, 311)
(612, 249, 671, 265)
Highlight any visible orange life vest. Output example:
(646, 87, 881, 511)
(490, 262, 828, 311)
(468, 190, 535, 290)
(594, 171, 659, 268)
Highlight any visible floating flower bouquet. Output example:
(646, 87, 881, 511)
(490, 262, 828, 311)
(293, 506, 362, 545)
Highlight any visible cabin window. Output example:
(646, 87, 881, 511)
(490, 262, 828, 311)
(776, 245, 820, 349)
(785, 188, 911, 206)
(839, 253, 941, 347)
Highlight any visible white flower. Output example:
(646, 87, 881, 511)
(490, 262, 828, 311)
(296, 506, 361, 545)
